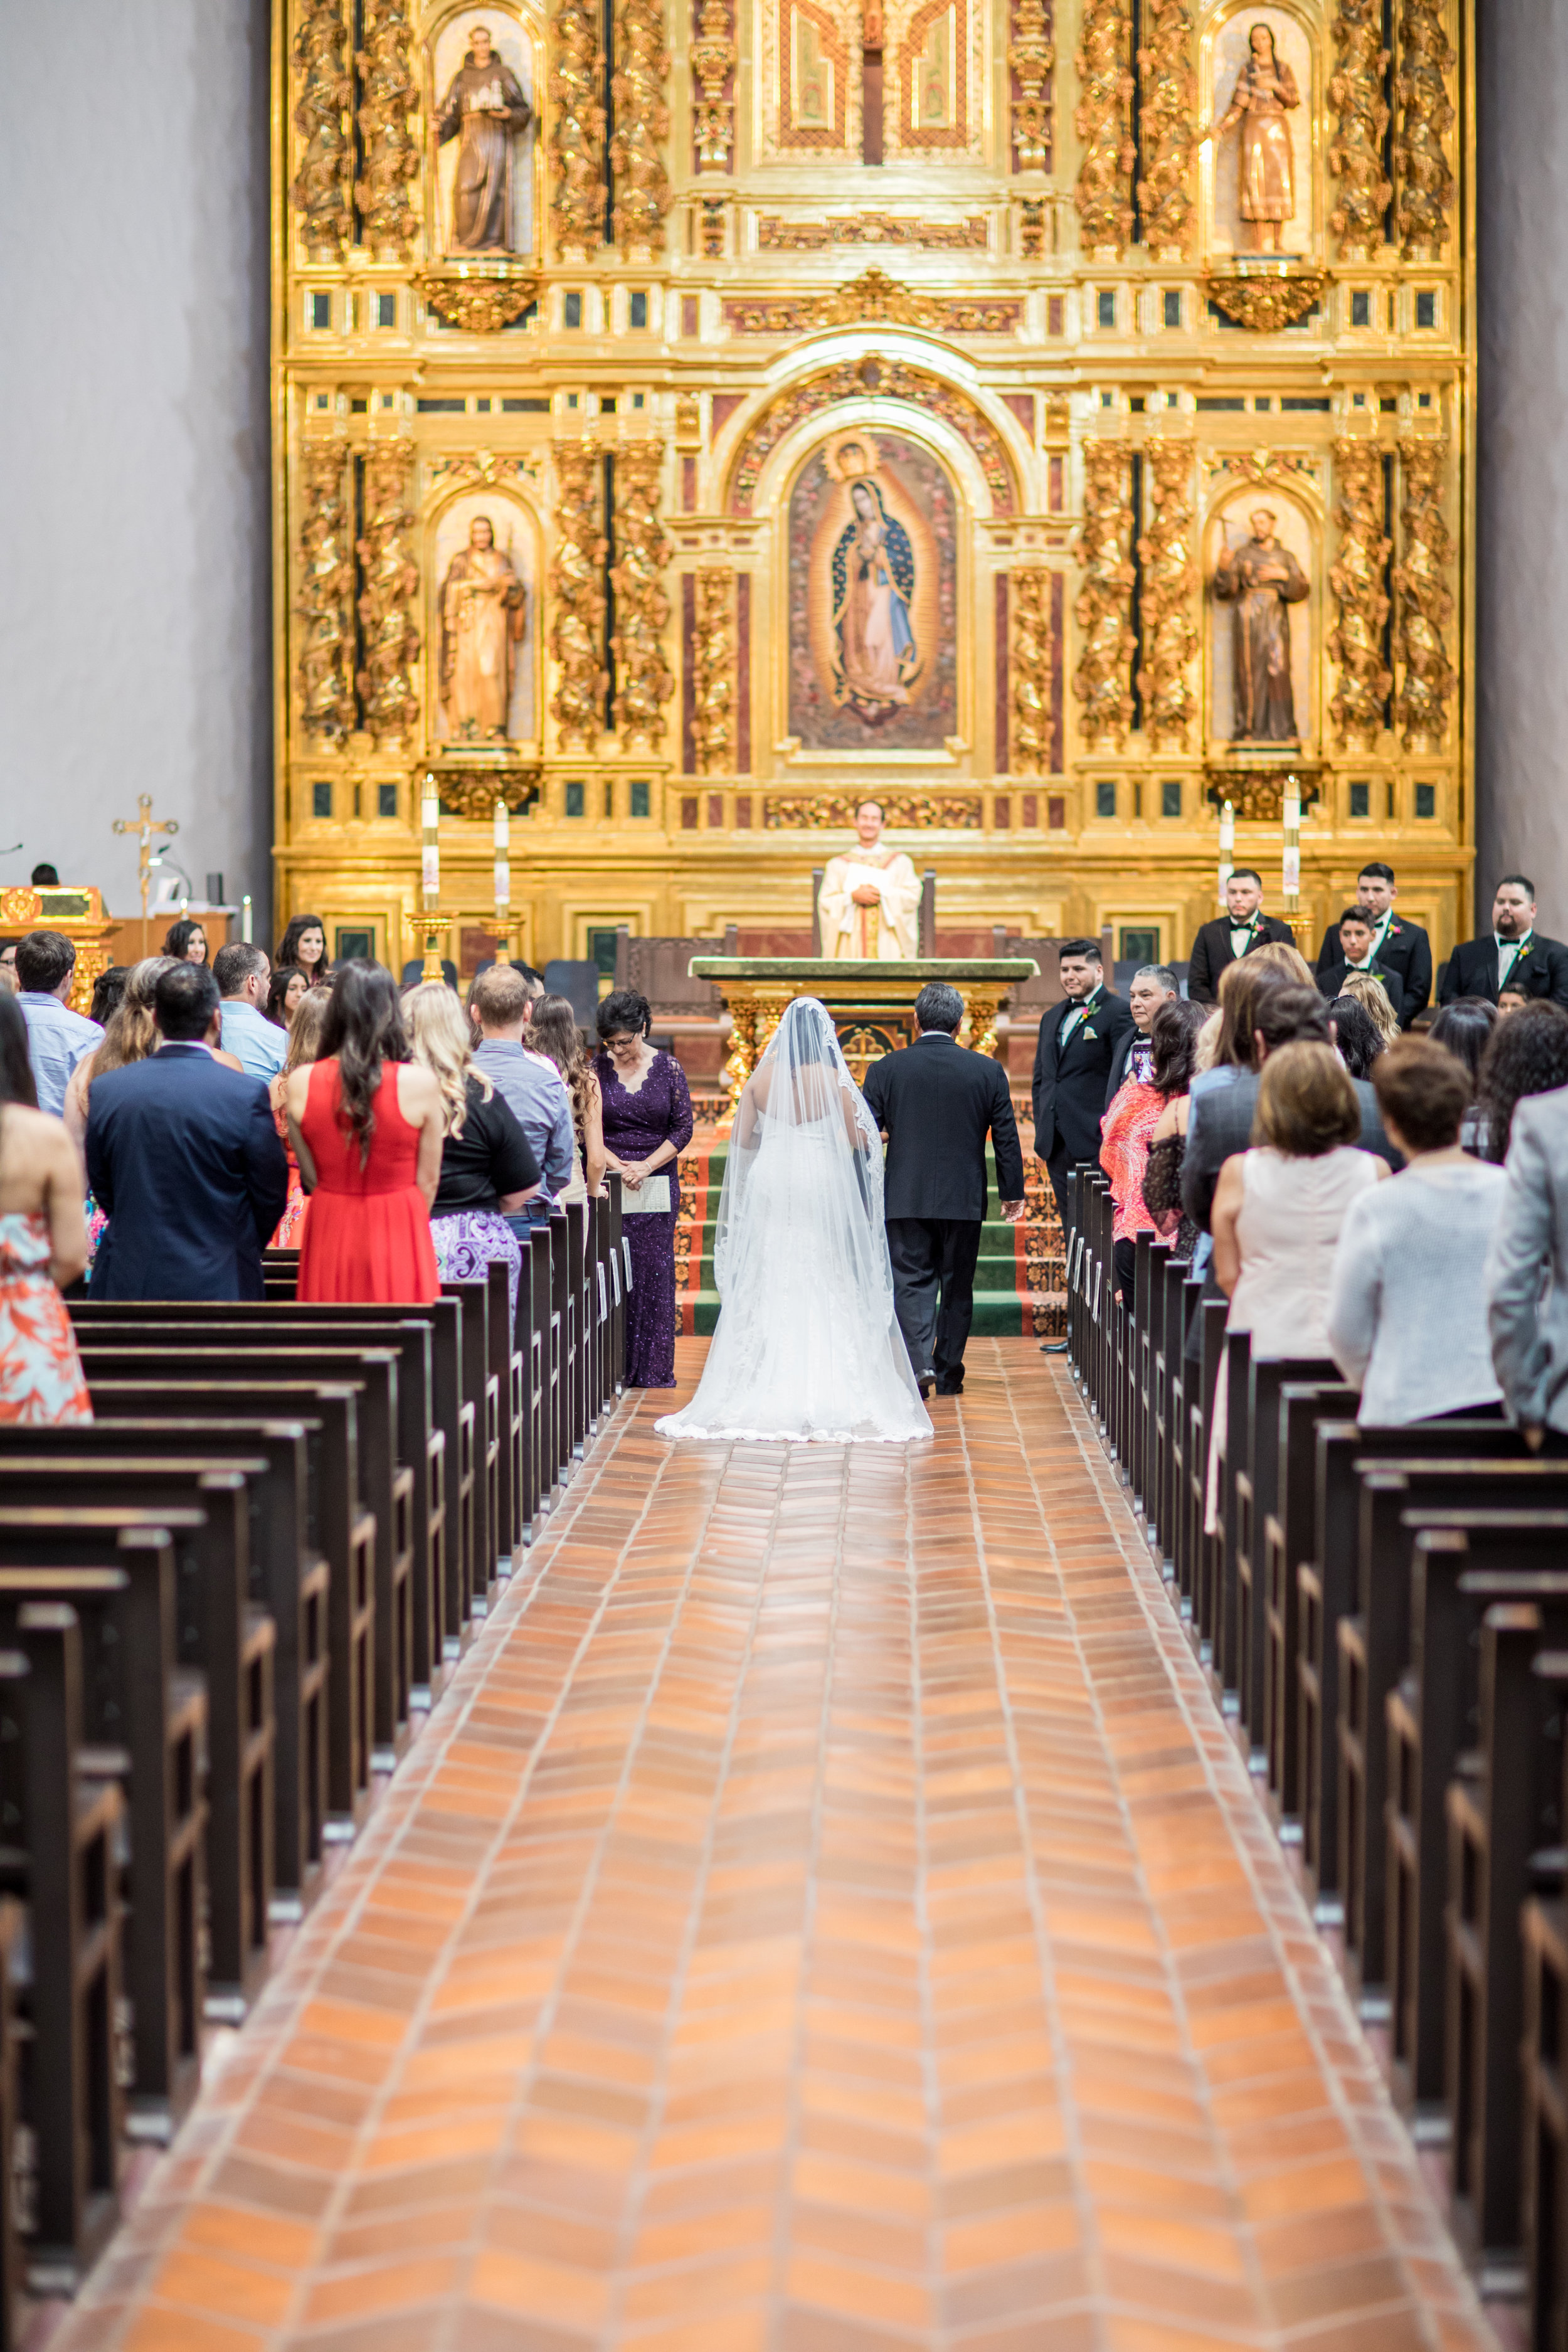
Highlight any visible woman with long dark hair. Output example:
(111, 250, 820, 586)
(0, 991, 91, 1422)
(265, 965, 309, 1030)
(1099, 995, 1207, 1300)
(88, 966, 130, 1028)
(276, 914, 330, 990)
(1428, 997, 1499, 1153)
(527, 994, 607, 1202)
(282, 962, 444, 1302)
(1476, 1000, 1568, 1163)
(162, 918, 208, 964)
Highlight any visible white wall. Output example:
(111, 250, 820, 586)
(0, 0, 274, 936)
(1476, 0, 1568, 938)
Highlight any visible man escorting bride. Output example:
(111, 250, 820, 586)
(657, 985, 1024, 1446)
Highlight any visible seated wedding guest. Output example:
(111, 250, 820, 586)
(1207, 1041, 1385, 1521)
(65, 954, 177, 1152)
(0, 992, 91, 1424)
(1314, 861, 1432, 1024)
(406, 982, 538, 1315)
(162, 917, 208, 965)
(528, 993, 608, 1203)
(1138, 999, 1211, 1266)
(265, 964, 308, 1030)
(16, 931, 102, 1116)
(277, 914, 331, 991)
(1101, 997, 1206, 1300)
(88, 966, 129, 1029)
(1338, 966, 1401, 1048)
(1327, 1039, 1505, 1425)
(1318, 909, 1405, 1025)
(1475, 999, 1568, 1163)
(1187, 869, 1298, 1004)
(268, 988, 329, 1248)
(1106, 965, 1180, 1103)
(596, 987, 694, 1390)
(470, 964, 574, 1231)
(1327, 993, 1385, 1079)
(215, 942, 287, 1081)
(1440, 873, 1568, 1007)
(285, 962, 442, 1305)
(87, 963, 289, 1301)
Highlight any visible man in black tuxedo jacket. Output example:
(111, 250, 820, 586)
(1313, 908, 1404, 1025)
(861, 980, 1024, 1397)
(1032, 939, 1135, 1239)
(86, 963, 290, 1302)
(1186, 868, 1298, 1004)
(1438, 872, 1568, 1008)
(1312, 859, 1431, 1025)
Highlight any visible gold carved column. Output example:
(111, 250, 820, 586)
(354, 0, 419, 257)
(1328, 0, 1392, 260)
(1394, 439, 1456, 750)
(356, 442, 421, 749)
(611, 442, 675, 748)
(1135, 440, 1197, 747)
(1328, 440, 1394, 747)
(1395, 0, 1456, 261)
(1008, 0, 1054, 173)
(612, 0, 672, 257)
(1010, 569, 1053, 776)
(289, 0, 352, 255)
(1074, 0, 1135, 257)
(549, 443, 609, 750)
(1073, 442, 1135, 748)
(297, 443, 356, 744)
(1135, 0, 1195, 261)
(549, 0, 608, 259)
(690, 568, 737, 775)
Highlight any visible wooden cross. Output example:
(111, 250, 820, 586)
(112, 793, 179, 958)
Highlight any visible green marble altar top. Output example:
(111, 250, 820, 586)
(687, 958, 1039, 982)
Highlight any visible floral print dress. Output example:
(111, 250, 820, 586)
(0, 1212, 92, 1424)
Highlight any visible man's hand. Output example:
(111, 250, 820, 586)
(1000, 1199, 1026, 1225)
(1525, 1422, 1545, 1454)
(850, 883, 881, 906)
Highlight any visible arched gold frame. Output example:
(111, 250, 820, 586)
(424, 477, 547, 753)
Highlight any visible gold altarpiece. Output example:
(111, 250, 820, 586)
(272, 0, 1474, 977)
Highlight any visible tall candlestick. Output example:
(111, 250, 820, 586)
(421, 779, 440, 903)
(1217, 799, 1235, 904)
(1282, 773, 1301, 904)
(241, 894, 253, 943)
(492, 798, 510, 918)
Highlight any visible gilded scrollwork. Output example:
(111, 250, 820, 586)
(549, 443, 609, 748)
(610, 441, 675, 748)
(355, 443, 420, 748)
(413, 272, 540, 332)
(1135, 0, 1195, 262)
(355, 0, 419, 257)
(757, 214, 988, 250)
(1010, 569, 1053, 777)
(1393, 438, 1455, 747)
(290, 0, 353, 256)
(611, 0, 672, 258)
(729, 358, 1017, 517)
(1073, 442, 1136, 748)
(433, 768, 543, 820)
(1008, 0, 1054, 175)
(1394, 0, 1455, 260)
(1135, 440, 1198, 748)
(1327, 440, 1392, 746)
(689, 568, 736, 775)
(1328, 0, 1392, 261)
(763, 794, 982, 829)
(297, 444, 356, 743)
(691, 0, 736, 172)
(549, 0, 608, 258)
(1074, 0, 1135, 258)
(1203, 271, 1327, 332)
(722, 270, 1019, 337)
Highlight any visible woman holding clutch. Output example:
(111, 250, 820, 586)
(594, 988, 693, 1389)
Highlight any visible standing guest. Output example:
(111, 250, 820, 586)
(1106, 965, 1180, 1102)
(1440, 874, 1568, 1007)
(1487, 1054, 1568, 1451)
(1137, 999, 1211, 1266)
(1475, 1000, 1568, 1164)
(1032, 936, 1135, 1249)
(1327, 993, 1387, 1079)
(285, 963, 443, 1305)
(1316, 909, 1404, 1024)
(268, 990, 329, 1248)
(0, 993, 91, 1424)
(1190, 960, 1290, 1105)
(0, 944, 17, 995)
(595, 987, 694, 1389)
(1186, 869, 1297, 1005)
(1327, 1041, 1505, 1424)
(277, 914, 331, 991)
(405, 983, 539, 1315)
(1314, 862, 1432, 1024)
(470, 964, 575, 1233)
(88, 966, 130, 1029)
(162, 918, 208, 965)
(1100, 996, 1205, 1299)
(1429, 996, 1498, 1153)
(514, 963, 547, 1001)
(265, 965, 308, 1030)
(15, 932, 102, 1116)
(529, 993, 608, 1202)
(1338, 967, 1401, 1048)
(63, 955, 177, 1150)
(86, 964, 289, 1301)
(215, 943, 287, 1081)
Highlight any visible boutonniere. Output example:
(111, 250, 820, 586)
(1515, 943, 1534, 963)
(1389, 919, 1402, 936)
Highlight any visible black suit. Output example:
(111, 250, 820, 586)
(86, 1044, 290, 1301)
(1031, 985, 1135, 1234)
(1186, 914, 1298, 1005)
(862, 1032, 1023, 1392)
(1438, 931, 1568, 1008)
(1314, 915, 1432, 1025)
(1314, 958, 1405, 1025)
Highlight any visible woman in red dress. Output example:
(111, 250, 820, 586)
(282, 963, 444, 1303)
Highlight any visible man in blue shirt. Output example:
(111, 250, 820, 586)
(214, 942, 287, 1081)
(17, 931, 103, 1116)
(470, 963, 573, 1229)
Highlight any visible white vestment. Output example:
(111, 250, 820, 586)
(817, 848, 921, 960)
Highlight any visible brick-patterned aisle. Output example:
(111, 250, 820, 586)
(56, 1340, 1495, 2352)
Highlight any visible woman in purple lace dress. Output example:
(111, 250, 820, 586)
(595, 989, 694, 1389)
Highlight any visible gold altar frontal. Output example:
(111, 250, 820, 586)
(689, 958, 1038, 1098)
(0, 887, 117, 1018)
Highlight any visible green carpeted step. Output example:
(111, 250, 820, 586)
(684, 1288, 1042, 1339)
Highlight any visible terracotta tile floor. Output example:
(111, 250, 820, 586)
(53, 1340, 1498, 2352)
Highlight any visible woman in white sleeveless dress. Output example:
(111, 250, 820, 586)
(657, 997, 931, 1444)
(1205, 1039, 1385, 1527)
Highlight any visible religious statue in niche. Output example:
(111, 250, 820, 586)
(438, 515, 527, 739)
(437, 22, 533, 252)
(1212, 504, 1310, 742)
(1210, 21, 1300, 253)
(788, 432, 956, 754)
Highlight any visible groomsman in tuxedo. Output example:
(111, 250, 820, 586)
(1314, 908, 1405, 1024)
(1313, 860, 1431, 1025)
(1186, 869, 1297, 1004)
(1032, 940, 1133, 1350)
(1438, 873, 1568, 1007)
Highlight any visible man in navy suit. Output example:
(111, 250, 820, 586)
(86, 963, 290, 1301)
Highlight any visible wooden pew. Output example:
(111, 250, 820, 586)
(1232, 1351, 1339, 1757)
(1522, 1644, 1568, 2352)
(445, 1281, 500, 1618)
(1261, 1379, 1358, 1831)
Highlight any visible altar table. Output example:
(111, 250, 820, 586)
(686, 956, 1039, 1098)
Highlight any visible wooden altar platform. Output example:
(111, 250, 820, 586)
(687, 955, 1039, 1094)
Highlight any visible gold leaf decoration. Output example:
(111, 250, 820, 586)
(729, 358, 1017, 518)
(1073, 441, 1136, 748)
(1328, 0, 1392, 262)
(756, 215, 989, 250)
(1328, 439, 1392, 745)
(1203, 268, 1327, 332)
(290, 0, 353, 256)
(414, 270, 539, 333)
(689, 568, 736, 776)
(1136, 0, 1195, 260)
(433, 768, 543, 819)
(1394, 438, 1455, 747)
(763, 794, 982, 829)
(1010, 569, 1054, 778)
(296, 444, 356, 741)
(1203, 766, 1322, 824)
(1009, 0, 1054, 174)
(610, 441, 675, 748)
(1394, 0, 1454, 260)
(356, 0, 419, 256)
(722, 269, 1020, 336)
(1074, 0, 1135, 257)
(356, 443, 420, 748)
(550, 0, 608, 258)
(691, 0, 736, 172)
(612, 0, 671, 256)
(549, 443, 608, 749)
(1135, 440, 1198, 748)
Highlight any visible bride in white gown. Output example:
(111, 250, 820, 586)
(656, 997, 931, 1444)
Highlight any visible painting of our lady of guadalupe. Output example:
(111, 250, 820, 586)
(788, 433, 956, 753)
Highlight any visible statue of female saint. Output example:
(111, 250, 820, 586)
(1212, 22, 1300, 253)
(436, 23, 533, 253)
(438, 516, 526, 741)
(830, 469, 919, 724)
(1212, 506, 1310, 743)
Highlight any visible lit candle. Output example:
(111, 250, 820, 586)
(492, 797, 510, 915)
(241, 894, 253, 943)
(1282, 774, 1301, 903)
(1217, 798, 1234, 904)
(421, 778, 440, 902)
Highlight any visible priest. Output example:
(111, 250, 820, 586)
(818, 800, 922, 960)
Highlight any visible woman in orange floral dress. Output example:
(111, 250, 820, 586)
(268, 989, 329, 1248)
(0, 993, 92, 1424)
